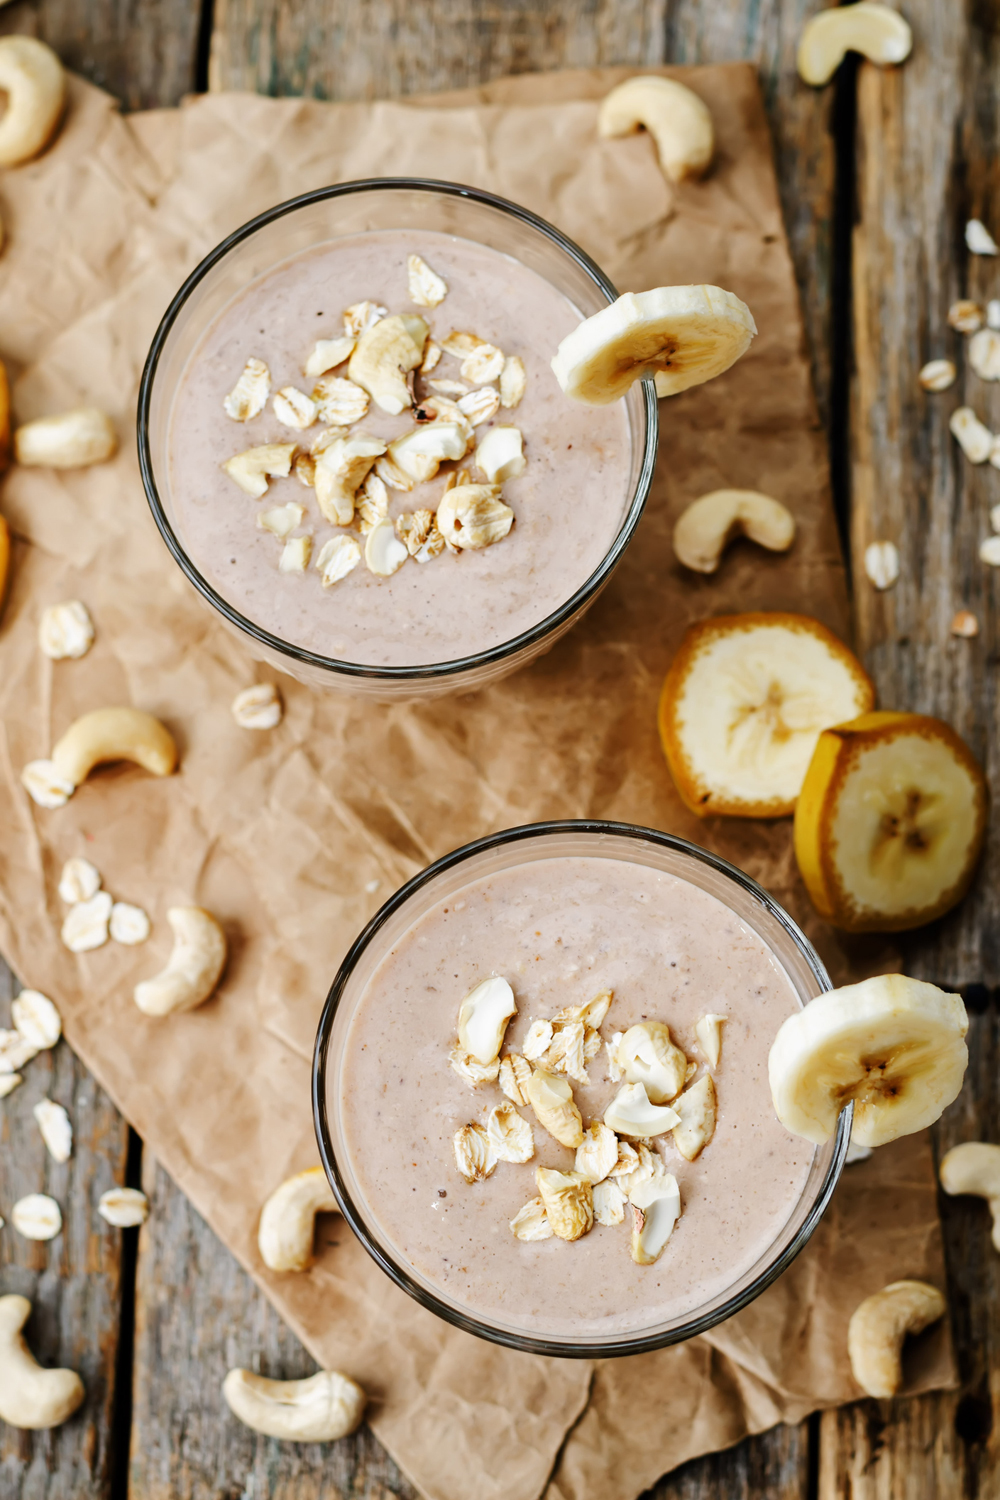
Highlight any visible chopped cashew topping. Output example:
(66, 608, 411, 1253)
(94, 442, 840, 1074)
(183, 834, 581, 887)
(604, 1081, 681, 1138)
(457, 976, 517, 1065)
(535, 1167, 593, 1241)
(408, 254, 448, 307)
(133, 906, 227, 1016)
(797, 4, 912, 86)
(564, 990, 614, 1029)
(388, 421, 470, 483)
(510, 1196, 553, 1241)
(98, 1187, 149, 1227)
(12, 990, 61, 1050)
(543, 1020, 589, 1085)
(606, 1032, 624, 1081)
(574, 1121, 619, 1184)
(232, 683, 283, 730)
(357, 472, 389, 534)
(864, 540, 900, 590)
(847, 1281, 946, 1397)
(12, 1194, 62, 1241)
(951, 609, 979, 638)
(969, 329, 1000, 381)
(474, 425, 525, 484)
(257, 503, 304, 539)
(486, 1102, 535, 1163)
(441, 333, 505, 385)
(273, 387, 318, 430)
(917, 359, 956, 393)
(0, 38, 66, 168)
(671, 1074, 717, 1160)
(280, 535, 312, 573)
(343, 301, 387, 339)
(365, 516, 408, 577)
(109, 902, 151, 945)
(525, 1067, 584, 1148)
(397, 508, 445, 562)
(222, 1367, 366, 1443)
(374, 452, 415, 491)
(523, 1019, 554, 1060)
(51, 707, 177, 788)
(61, 890, 112, 952)
(500, 355, 527, 409)
(421, 341, 442, 374)
(615, 1022, 687, 1103)
(436, 482, 513, 550)
(222, 442, 296, 498)
(349, 313, 428, 414)
(33, 1099, 72, 1163)
(448, 1046, 501, 1087)
(39, 600, 94, 660)
(15, 408, 117, 469)
(293, 451, 316, 487)
(458, 387, 501, 426)
(427, 378, 470, 397)
(950, 407, 992, 463)
(593, 1180, 627, 1226)
(673, 489, 795, 574)
(695, 1013, 726, 1069)
(454, 1122, 496, 1182)
(305, 338, 355, 378)
(258, 1166, 339, 1272)
(312, 374, 369, 426)
(314, 433, 386, 525)
(939, 1141, 1000, 1249)
(0, 1295, 84, 1430)
(224, 357, 271, 421)
(21, 760, 74, 809)
(58, 858, 101, 904)
(598, 75, 714, 183)
(967, 219, 999, 256)
(948, 300, 983, 333)
(629, 1174, 681, 1264)
(498, 1053, 532, 1106)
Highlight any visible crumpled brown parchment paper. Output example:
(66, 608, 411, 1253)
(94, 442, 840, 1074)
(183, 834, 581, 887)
(0, 63, 953, 1500)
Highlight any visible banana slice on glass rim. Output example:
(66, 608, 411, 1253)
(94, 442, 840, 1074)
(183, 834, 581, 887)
(768, 974, 968, 1149)
(550, 285, 756, 406)
(658, 611, 875, 818)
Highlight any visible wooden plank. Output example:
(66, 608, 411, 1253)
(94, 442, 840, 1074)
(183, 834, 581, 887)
(128, 1153, 418, 1500)
(647, 1421, 812, 1500)
(0, 962, 131, 1499)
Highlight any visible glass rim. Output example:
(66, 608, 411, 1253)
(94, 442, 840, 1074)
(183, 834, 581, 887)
(136, 177, 659, 682)
(312, 817, 851, 1360)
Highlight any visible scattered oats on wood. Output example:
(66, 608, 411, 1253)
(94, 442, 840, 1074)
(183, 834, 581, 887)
(989, 300, 1000, 331)
(257, 502, 305, 538)
(486, 1102, 535, 1164)
(315, 535, 362, 587)
(12, 990, 61, 1050)
(499, 355, 527, 408)
(232, 683, 283, 730)
(280, 535, 312, 573)
(273, 386, 317, 430)
(407, 254, 448, 307)
(574, 1120, 620, 1184)
(223, 357, 270, 421)
(305, 337, 355, 379)
(969, 329, 1000, 380)
(498, 1053, 532, 1106)
(453, 1122, 496, 1183)
(947, 300, 983, 333)
(951, 609, 979, 638)
(0, 1074, 22, 1098)
(343, 301, 387, 339)
(110, 902, 151, 945)
(33, 1099, 72, 1164)
(917, 359, 956, 393)
(98, 1187, 149, 1228)
(950, 406, 993, 463)
(58, 857, 100, 905)
(312, 374, 370, 426)
(979, 535, 1000, 566)
(61, 890, 112, 953)
(12, 1194, 61, 1241)
(593, 1179, 626, 1226)
(967, 219, 999, 256)
(39, 600, 94, 660)
(448, 1045, 500, 1087)
(457, 387, 501, 426)
(21, 760, 75, 809)
(0, 1030, 38, 1074)
(864, 540, 899, 590)
(510, 1196, 553, 1241)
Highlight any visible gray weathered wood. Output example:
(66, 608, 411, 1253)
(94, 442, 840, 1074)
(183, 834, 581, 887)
(0, 963, 131, 1499)
(647, 1420, 811, 1500)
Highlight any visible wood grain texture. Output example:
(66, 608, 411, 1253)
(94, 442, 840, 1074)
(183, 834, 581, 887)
(128, 1154, 417, 1500)
(646, 1420, 811, 1500)
(0, 965, 130, 1499)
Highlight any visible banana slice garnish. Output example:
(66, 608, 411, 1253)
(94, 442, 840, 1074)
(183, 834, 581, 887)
(794, 711, 987, 932)
(768, 974, 968, 1149)
(658, 611, 875, 818)
(551, 285, 756, 406)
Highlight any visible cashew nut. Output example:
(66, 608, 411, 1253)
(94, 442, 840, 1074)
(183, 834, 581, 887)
(939, 1141, 1000, 1250)
(673, 489, 795, 573)
(133, 907, 227, 1016)
(0, 37, 65, 168)
(597, 76, 714, 184)
(222, 1367, 365, 1443)
(797, 4, 913, 88)
(51, 707, 177, 789)
(15, 408, 117, 469)
(847, 1280, 947, 1398)
(0, 1295, 84, 1429)
(258, 1167, 339, 1272)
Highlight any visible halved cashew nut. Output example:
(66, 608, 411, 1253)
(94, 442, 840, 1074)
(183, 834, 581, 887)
(258, 1167, 339, 1272)
(15, 408, 117, 469)
(847, 1280, 946, 1398)
(0, 37, 66, 168)
(598, 76, 714, 184)
(673, 489, 796, 573)
(222, 1367, 365, 1443)
(133, 907, 227, 1017)
(51, 707, 177, 789)
(797, 4, 913, 88)
(939, 1141, 1000, 1250)
(0, 1294, 84, 1429)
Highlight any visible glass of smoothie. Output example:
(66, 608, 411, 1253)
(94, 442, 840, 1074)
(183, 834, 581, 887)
(313, 821, 850, 1358)
(138, 180, 657, 699)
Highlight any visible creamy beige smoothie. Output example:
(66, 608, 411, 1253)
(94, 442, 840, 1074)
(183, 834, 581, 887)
(167, 229, 633, 667)
(338, 855, 815, 1339)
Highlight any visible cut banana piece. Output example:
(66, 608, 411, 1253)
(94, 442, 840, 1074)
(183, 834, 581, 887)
(794, 712, 987, 931)
(551, 286, 756, 407)
(598, 76, 714, 185)
(768, 974, 968, 1149)
(659, 612, 875, 818)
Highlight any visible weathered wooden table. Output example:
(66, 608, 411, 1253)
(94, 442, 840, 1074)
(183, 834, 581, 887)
(0, 0, 995, 1495)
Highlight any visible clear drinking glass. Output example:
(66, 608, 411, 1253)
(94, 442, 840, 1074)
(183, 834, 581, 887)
(138, 180, 658, 700)
(313, 820, 850, 1359)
